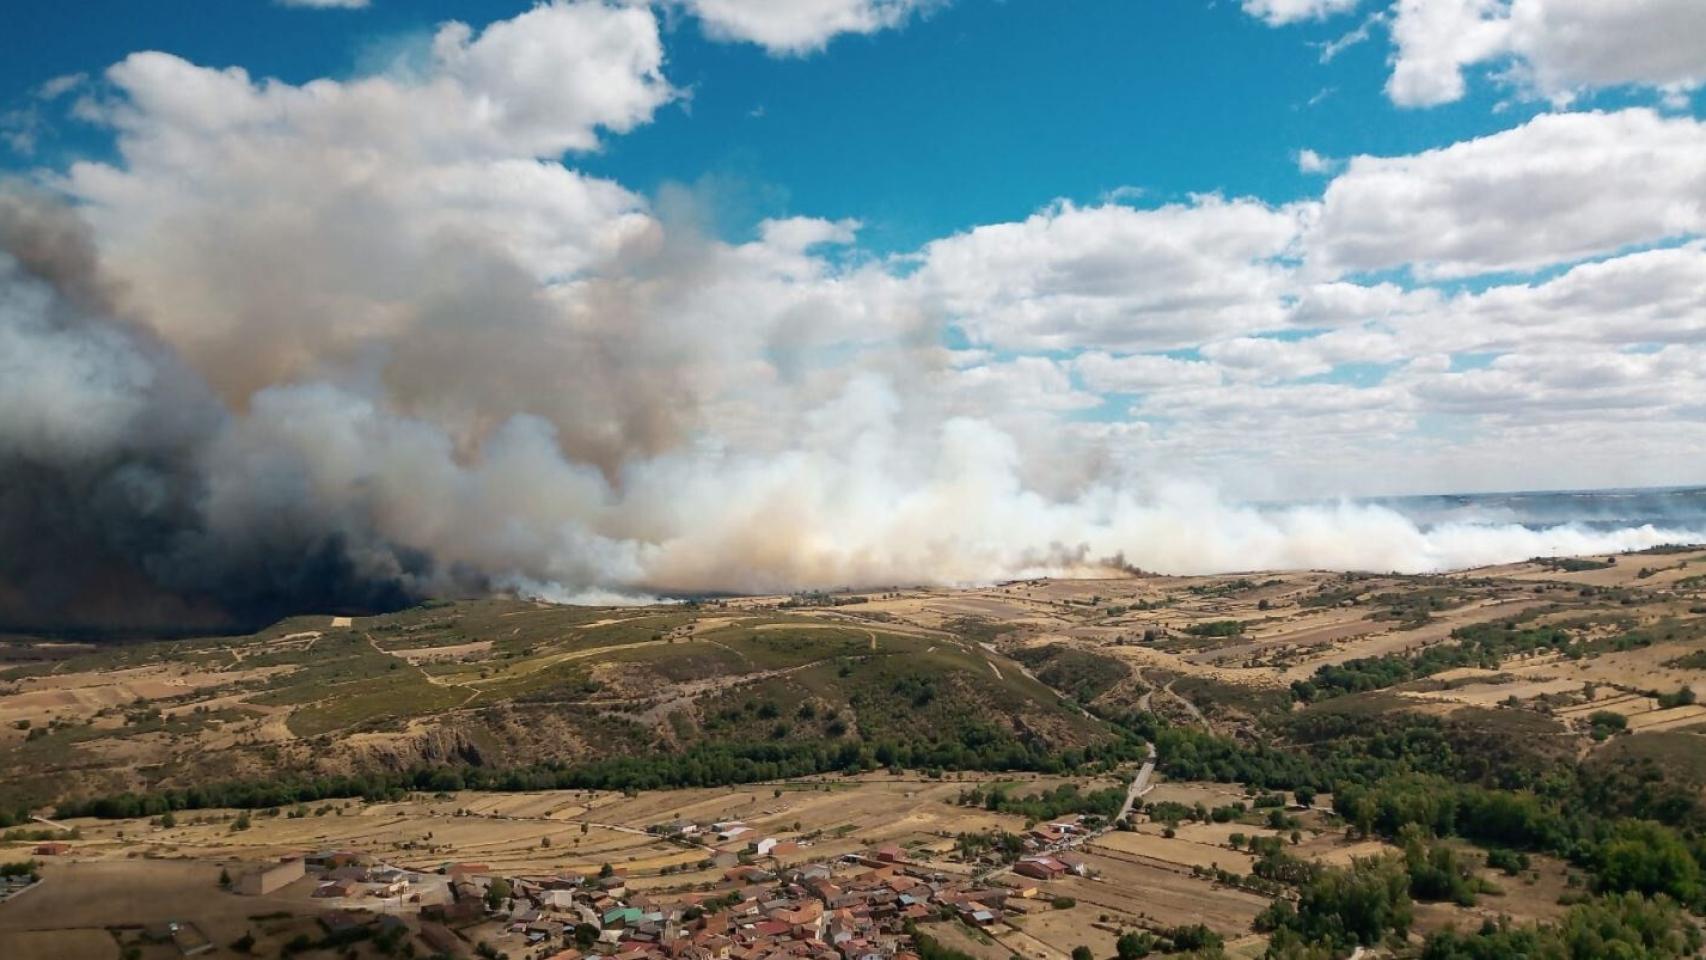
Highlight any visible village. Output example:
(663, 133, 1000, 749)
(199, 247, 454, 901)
(229, 810, 1117, 960)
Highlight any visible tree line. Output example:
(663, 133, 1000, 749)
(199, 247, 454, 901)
(54, 729, 1152, 820)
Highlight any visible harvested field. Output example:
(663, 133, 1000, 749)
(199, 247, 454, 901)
(1245, 612, 1378, 648)
(1049, 857, 1268, 934)
(391, 640, 493, 662)
(0, 665, 283, 725)
(1091, 829, 1255, 874)
(1004, 905, 1110, 960)
(20, 774, 1087, 882)
(1138, 781, 1250, 808)
(1627, 704, 1706, 731)
(1555, 692, 1656, 717)
(0, 860, 315, 954)
(919, 920, 1013, 960)
(1297, 838, 1392, 867)
(1405, 676, 1581, 705)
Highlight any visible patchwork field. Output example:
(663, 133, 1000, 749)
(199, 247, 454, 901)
(2, 545, 1705, 958)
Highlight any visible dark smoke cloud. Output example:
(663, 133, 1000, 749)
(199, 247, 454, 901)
(0, 189, 434, 635)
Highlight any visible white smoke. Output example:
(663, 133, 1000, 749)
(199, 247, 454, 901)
(1, 3, 1700, 630)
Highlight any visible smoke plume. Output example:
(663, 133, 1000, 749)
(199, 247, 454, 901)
(3, 187, 1698, 634)
(2, 5, 1701, 634)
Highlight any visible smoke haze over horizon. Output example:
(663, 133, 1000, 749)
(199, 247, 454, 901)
(2, 2, 1705, 632)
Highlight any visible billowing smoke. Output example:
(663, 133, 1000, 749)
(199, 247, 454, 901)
(2, 3, 1701, 634)
(2, 192, 1696, 635)
(0, 192, 434, 633)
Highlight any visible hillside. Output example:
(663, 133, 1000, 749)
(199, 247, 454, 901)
(0, 600, 1113, 815)
(3, 545, 1706, 823)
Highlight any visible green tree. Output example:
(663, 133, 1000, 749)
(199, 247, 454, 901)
(1594, 820, 1702, 904)
(1422, 892, 1702, 959)
(1115, 932, 1153, 960)
(1258, 854, 1412, 950)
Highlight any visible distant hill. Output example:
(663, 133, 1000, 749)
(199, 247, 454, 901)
(0, 599, 1116, 815)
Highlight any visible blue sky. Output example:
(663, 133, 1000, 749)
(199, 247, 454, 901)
(3, 0, 1621, 251)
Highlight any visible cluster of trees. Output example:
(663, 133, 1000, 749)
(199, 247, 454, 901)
(1109, 703, 1706, 956)
(1484, 847, 1530, 875)
(1334, 774, 1565, 850)
(1252, 826, 1486, 917)
(953, 828, 1027, 863)
(1108, 711, 1319, 790)
(1291, 619, 1573, 703)
(1114, 707, 1545, 796)
(956, 782, 1126, 821)
(1662, 650, 1706, 670)
(1010, 645, 1129, 704)
(1577, 748, 1706, 830)
(1593, 820, 1703, 905)
(1256, 855, 1413, 953)
(1298, 583, 1367, 608)
(1254, 842, 1695, 958)
(0, 826, 77, 843)
(1119, 692, 1706, 907)
(778, 592, 869, 608)
(1655, 687, 1697, 709)
(1114, 931, 1156, 959)
(1587, 711, 1629, 740)
(57, 773, 411, 819)
(1184, 621, 1245, 638)
(1420, 892, 1702, 959)
(1073, 926, 1219, 960)
(1283, 706, 1562, 793)
(908, 927, 976, 960)
(1534, 556, 1613, 572)
(1369, 587, 1470, 628)
(1399, 826, 1487, 906)
(1333, 774, 1706, 908)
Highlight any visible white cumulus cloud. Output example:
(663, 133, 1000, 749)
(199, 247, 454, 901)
(1307, 109, 1706, 279)
(1390, 0, 1706, 107)
(1245, 0, 1706, 109)
(676, 0, 939, 55)
(1242, 0, 1362, 26)
(914, 197, 1308, 352)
